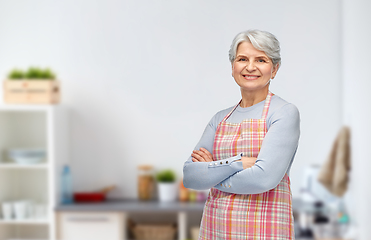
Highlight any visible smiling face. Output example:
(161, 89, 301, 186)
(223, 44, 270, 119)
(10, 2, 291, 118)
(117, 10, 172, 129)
(232, 41, 278, 95)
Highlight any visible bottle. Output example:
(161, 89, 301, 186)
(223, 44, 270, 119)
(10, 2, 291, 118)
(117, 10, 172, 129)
(61, 165, 73, 204)
(337, 200, 350, 236)
(188, 190, 197, 202)
(137, 165, 154, 200)
(179, 179, 189, 202)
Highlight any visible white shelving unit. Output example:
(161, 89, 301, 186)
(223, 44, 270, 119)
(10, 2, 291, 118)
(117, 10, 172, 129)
(0, 104, 69, 240)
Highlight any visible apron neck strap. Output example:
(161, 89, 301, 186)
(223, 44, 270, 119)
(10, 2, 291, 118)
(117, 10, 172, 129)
(261, 91, 273, 120)
(221, 100, 241, 122)
(222, 91, 274, 122)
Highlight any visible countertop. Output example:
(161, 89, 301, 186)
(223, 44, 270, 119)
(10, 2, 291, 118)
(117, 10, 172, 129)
(55, 199, 206, 213)
(55, 198, 309, 213)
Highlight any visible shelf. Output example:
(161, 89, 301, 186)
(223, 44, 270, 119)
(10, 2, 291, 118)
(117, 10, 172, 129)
(0, 163, 48, 170)
(0, 218, 50, 225)
(0, 104, 55, 112)
(0, 104, 69, 240)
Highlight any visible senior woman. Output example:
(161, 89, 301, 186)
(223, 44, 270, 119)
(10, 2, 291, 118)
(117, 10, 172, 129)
(183, 29, 300, 240)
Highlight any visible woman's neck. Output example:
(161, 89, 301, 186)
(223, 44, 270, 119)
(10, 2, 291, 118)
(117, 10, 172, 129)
(239, 88, 269, 108)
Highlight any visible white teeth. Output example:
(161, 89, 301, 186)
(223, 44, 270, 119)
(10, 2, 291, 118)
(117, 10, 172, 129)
(244, 75, 259, 79)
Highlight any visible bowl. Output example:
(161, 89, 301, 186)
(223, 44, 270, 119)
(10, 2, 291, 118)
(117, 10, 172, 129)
(8, 148, 46, 164)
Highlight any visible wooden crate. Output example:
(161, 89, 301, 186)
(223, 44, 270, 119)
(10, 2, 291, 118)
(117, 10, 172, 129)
(3, 80, 60, 104)
(129, 220, 177, 240)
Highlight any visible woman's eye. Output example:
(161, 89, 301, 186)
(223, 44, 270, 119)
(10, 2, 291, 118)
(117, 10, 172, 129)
(257, 59, 266, 63)
(239, 58, 247, 61)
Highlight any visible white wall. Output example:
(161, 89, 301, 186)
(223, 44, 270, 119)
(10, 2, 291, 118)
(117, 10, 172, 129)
(342, 0, 371, 238)
(0, 0, 342, 199)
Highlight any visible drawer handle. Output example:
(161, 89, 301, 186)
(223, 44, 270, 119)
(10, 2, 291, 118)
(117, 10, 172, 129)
(67, 217, 109, 222)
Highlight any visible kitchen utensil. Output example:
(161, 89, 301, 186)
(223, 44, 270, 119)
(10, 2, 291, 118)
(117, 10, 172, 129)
(8, 148, 46, 164)
(13, 200, 32, 219)
(73, 185, 116, 202)
(301, 165, 337, 203)
(100, 185, 116, 194)
(1, 202, 13, 220)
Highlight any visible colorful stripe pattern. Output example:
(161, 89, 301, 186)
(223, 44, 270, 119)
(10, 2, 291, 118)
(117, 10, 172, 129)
(199, 92, 294, 240)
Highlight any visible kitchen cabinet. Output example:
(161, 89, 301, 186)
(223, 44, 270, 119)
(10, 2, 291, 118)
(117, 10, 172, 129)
(55, 200, 205, 240)
(56, 212, 124, 240)
(0, 105, 69, 240)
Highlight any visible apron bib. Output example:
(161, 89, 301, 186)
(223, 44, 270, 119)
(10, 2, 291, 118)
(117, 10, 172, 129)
(199, 92, 294, 240)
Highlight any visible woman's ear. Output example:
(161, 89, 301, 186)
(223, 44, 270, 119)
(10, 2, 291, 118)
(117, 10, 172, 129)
(271, 64, 279, 79)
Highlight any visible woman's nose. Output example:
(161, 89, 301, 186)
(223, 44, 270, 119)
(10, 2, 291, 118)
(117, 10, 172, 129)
(245, 62, 256, 71)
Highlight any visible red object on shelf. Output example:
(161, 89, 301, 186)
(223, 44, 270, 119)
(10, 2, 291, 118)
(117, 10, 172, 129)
(73, 192, 106, 202)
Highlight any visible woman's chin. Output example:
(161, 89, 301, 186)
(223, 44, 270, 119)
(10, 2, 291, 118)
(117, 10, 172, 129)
(238, 85, 269, 92)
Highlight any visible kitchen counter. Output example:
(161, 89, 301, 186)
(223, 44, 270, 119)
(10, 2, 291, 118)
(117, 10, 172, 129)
(55, 199, 206, 212)
(55, 199, 206, 240)
(55, 198, 307, 212)
(55, 198, 326, 240)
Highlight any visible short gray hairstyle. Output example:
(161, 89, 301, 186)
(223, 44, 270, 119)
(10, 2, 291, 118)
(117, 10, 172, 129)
(229, 30, 281, 69)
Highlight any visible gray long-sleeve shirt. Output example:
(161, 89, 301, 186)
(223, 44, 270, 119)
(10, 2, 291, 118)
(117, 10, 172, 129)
(183, 94, 300, 194)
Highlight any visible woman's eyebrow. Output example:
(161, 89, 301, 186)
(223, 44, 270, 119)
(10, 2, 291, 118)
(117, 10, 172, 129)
(255, 55, 269, 59)
(236, 54, 268, 59)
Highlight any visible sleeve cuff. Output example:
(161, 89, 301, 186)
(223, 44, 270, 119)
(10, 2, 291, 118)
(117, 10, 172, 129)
(207, 153, 243, 168)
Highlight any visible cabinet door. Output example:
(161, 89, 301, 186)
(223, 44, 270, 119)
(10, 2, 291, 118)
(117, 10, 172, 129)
(57, 212, 124, 240)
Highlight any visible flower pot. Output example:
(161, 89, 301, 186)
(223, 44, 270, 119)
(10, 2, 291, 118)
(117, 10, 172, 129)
(157, 182, 178, 202)
(3, 80, 60, 104)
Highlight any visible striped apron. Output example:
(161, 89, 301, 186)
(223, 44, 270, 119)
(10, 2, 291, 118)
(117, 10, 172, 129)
(199, 91, 294, 240)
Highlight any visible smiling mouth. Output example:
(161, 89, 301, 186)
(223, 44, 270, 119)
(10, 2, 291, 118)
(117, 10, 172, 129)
(243, 75, 260, 80)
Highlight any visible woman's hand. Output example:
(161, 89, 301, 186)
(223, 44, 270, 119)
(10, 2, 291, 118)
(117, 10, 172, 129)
(236, 157, 257, 169)
(191, 148, 214, 162)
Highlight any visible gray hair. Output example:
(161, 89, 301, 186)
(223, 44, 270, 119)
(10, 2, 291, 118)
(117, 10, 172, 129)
(229, 30, 281, 69)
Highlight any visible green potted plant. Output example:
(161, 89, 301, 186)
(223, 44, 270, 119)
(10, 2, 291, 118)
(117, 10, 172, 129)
(4, 67, 60, 104)
(8, 67, 56, 80)
(156, 169, 177, 202)
(23, 67, 56, 80)
(8, 68, 25, 79)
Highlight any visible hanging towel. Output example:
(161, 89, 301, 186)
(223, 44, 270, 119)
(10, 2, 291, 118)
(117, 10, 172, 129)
(318, 126, 351, 197)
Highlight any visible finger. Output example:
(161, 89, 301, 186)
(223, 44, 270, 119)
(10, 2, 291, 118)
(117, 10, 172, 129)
(194, 150, 211, 162)
(200, 148, 213, 160)
(197, 149, 212, 162)
(192, 157, 199, 162)
(192, 152, 205, 162)
(199, 147, 210, 154)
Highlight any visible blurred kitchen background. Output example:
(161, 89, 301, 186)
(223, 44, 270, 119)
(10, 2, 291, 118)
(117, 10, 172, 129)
(0, 0, 370, 240)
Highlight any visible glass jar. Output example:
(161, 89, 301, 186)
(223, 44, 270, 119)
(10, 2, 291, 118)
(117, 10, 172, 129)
(179, 179, 189, 202)
(137, 165, 154, 200)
